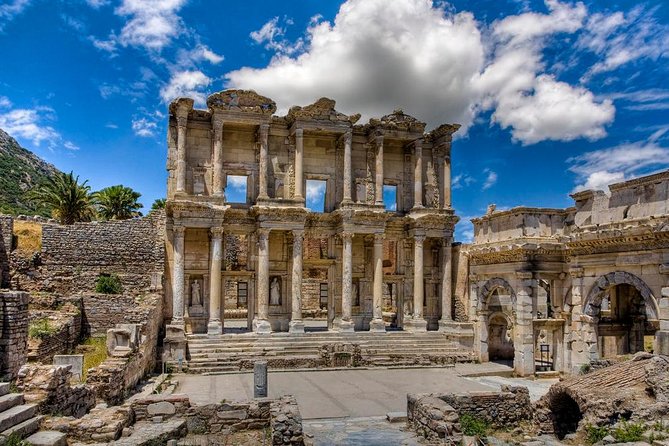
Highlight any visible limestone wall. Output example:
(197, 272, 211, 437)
(0, 291, 29, 380)
(39, 211, 165, 295)
(0, 215, 12, 287)
(86, 294, 163, 405)
(80, 294, 161, 337)
(27, 309, 82, 363)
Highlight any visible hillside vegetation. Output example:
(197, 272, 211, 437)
(0, 128, 61, 216)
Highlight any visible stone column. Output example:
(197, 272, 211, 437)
(255, 228, 271, 333)
(339, 232, 355, 332)
(294, 128, 304, 200)
(370, 233, 386, 332)
(413, 139, 423, 208)
(289, 230, 305, 334)
(171, 226, 186, 325)
(514, 272, 536, 377)
(207, 227, 224, 335)
(176, 116, 188, 194)
(211, 113, 225, 198)
(257, 124, 270, 201)
(443, 153, 452, 209)
(374, 136, 384, 206)
(342, 130, 353, 204)
(439, 237, 454, 329)
(407, 235, 427, 332)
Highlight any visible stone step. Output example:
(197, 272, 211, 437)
(0, 415, 43, 440)
(187, 333, 448, 342)
(0, 394, 23, 413)
(112, 419, 187, 446)
(24, 430, 68, 446)
(0, 404, 37, 433)
(187, 340, 456, 350)
(0, 384, 9, 398)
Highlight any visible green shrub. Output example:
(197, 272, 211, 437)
(579, 363, 591, 375)
(613, 421, 645, 442)
(95, 274, 123, 294)
(585, 424, 610, 444)
(28, 318, 56, 339)
(460, 414, 488, 437)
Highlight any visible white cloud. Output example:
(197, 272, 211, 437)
(85, 0, 109, 8)
(0, 0, 30, 31)
(568, 130, 669, 192)
(250, 16, 304, 56)
(452, 173, 475, 189)
(227, 175, 247, 190)
(159, 70, 211, 105)
(131, 117, 158, 137)
(105, 122, 119, 129)
(306, 180, 326, 202)
(177, 44, 224, 66)
(482, 169, 498, 190)
(603, 89, 669, 112)
(0, 101, 79, 152)
(90, 35, 117, 53)
(115, 0, 187, 51)
(226, 0, 614, 145)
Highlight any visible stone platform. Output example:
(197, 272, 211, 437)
(183, 330, 474, 374)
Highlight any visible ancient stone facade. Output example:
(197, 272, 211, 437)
(466, 170, 669, 375)
(165, 90, 461, 338)
(0, 291, 29, 380)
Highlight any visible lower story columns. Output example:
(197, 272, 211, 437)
(207, 228, 224, 335)
(338, 232, 355, 332)
(255, 228, 272, 334)
(406, 234, 427, 332)
(289, 230, 305, 334)
(369, 233, 386, 333)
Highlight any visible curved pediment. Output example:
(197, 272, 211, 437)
(368, 108, 426, 133)
(207, 89, 277, 114)
(287, 97, 361, 125)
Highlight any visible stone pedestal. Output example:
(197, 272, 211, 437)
(163, 324, 187, 365)
(336, 319, 355, 333)
(404, 318, 428, 332)
(289, 320, 305, 334)
(369, 318, 386, 333)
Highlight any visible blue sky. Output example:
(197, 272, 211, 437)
(1, 0, 668, 241)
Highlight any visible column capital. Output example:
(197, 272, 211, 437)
(258, 122, 270, 136)
(173, 225, 186, 236)
(257, 228, 271, 240)
(340, 231, 354, 241)
(414, 234, 426, 245)
(373, 233, 385, 244)
(212, 112, 225, 129)
(294, 127, 304, 138)
(176, 116, 188, 128)
(291, 229, 304, 240)
(569, 267, 584, 278)
(343, 129, 352, 142)
(210, 227, 224, 239)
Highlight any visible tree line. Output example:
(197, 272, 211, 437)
(29, 171, 165, 225)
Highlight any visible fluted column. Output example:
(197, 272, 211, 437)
(413, 139, 423, 208)
(339, 232, 355, 332)
(370, 233, 386, 332)
(294, 128, 304, 200)
(171, 226, 186, 325)
(407, 234, 427, 332)
(439, 237, 454, 329)
(212, 114, 225, 198)
(255, 228, 271, 333)
(342, 131, 353, 204)
(176, 116, 188, 194)
(207, 227, 224, 335)
(257, 124, 270, 200)
(289, 229, 305, 334)
(374, 136, 384, 206)
(443, 153, 452, 209)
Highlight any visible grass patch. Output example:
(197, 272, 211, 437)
(613, 421, 645, 442)
(13, 220, 42, 253)
(460, 414, 489, 437)
(81, 337, 108, 379)
(28, 318, 56, 339)
(585, 424, 610, 444)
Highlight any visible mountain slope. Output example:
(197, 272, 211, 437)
(0, 128, 61, 216)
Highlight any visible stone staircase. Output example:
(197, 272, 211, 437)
(186, 330, 474, 374)
(0, 382, 42, 445)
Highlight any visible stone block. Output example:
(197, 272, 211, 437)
(106, 328, 133, 357)
(147, 401, 176, 416)
(24, 431, 67, 446)
(53, 355, 84, 381)
(116, 323, 142, 347)
(656, 331, 669, 355)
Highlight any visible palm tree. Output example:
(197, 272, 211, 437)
(95, 185, 143, 220)
(29, 171, 96, 225)
(151, 198, 166, 211)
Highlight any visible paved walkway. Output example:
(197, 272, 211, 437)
(176, 363, 522, 419)
(303, 417, 422, 446)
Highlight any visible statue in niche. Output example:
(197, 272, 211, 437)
(424, 161, 439, 208)
(355, 180, 366, 204)
(270, 276, 281, 305)
(191, 280, 202, 306)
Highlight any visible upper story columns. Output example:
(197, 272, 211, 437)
(412, 139, 423, 209)
(172, 98, 194, 195)
(294, 128, 304, 200)
(371, 133, 384, 206)
(211, 113, 225, 198)
(429, 123, 459, 210)
(257, 123, 270, 201)
(342, 130, 353, 204)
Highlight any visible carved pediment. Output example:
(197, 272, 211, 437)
(287, 97, 360, 125)
(428, 123, 461, 142)
(207, 90, 276, 114)
(369, 109, 426, 133)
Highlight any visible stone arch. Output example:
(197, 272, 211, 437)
(584, 271, 659, 320)
(478, 277, 516, 311)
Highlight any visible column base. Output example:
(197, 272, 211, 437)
(207, 319, 223, 336)
(369, 318, 386, 333)
(404, 318, 428, 332)
(289, 320, 305, 334)
(255, 319, 272, 334)
(336, 319, 355, 333)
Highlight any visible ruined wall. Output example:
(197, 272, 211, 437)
(28, 309, 82, 363)
(86, 294, 163, 405)
(80, 294, 160, 337)
(40, 211, 165, 295)
(0, 291, 29, 380)
(0, 215, 12, 287)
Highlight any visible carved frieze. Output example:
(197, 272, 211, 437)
(286, 97, 360, 125)
(206, 90, 276, 114)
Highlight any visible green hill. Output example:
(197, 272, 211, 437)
(0, 128, 61, 216)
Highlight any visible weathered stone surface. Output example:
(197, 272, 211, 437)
(24, 430, 68, 446)
(0, 291, 29, 381)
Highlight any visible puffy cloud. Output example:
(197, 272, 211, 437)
(226, 175, 247, 190)
(482, 169, 498, 190)
(159, 70, 211, 105)
(568, 129, 669, 192)
(226, 0, 614, 145)
(306, 179, 326, 211)
(0, 100, 78, 151)
(0, 0, 31, 31)
(115, 0, 187, 51)
(250, 16, 304, 56)
(176, 44, 224, 66)
(131, 117, 158, 137)
(452, 173, 475, 190)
